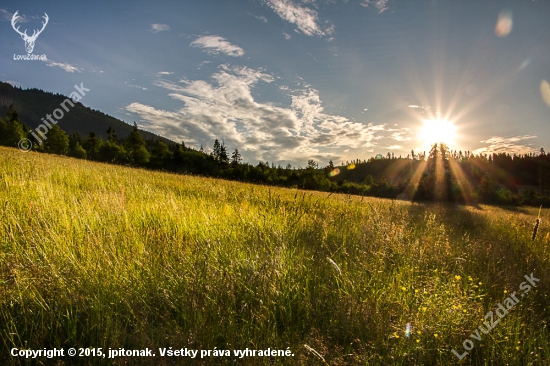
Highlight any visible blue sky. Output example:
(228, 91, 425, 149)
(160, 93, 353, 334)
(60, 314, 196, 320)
(2, 0, 549, 166)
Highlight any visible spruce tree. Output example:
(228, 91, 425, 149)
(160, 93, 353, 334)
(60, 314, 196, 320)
(0, 105, 26, 147)
(124, 122, 150, 164)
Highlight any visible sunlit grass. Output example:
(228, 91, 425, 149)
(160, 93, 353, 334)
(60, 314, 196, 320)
(0, 146, 549, 365)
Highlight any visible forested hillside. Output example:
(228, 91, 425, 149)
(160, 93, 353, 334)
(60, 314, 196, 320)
(1, 82, 549, 207)
(0, 82, 170, 143)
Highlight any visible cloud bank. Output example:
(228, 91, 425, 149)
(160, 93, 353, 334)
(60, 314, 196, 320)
(126, 65, 386, 164)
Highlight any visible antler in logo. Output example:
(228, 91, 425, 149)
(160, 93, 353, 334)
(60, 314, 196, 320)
(11, 11, 49, 54)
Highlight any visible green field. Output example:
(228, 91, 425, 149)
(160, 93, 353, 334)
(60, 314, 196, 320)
(1, 146, 549, 365)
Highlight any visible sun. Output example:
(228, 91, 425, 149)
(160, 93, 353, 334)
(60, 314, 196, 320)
(419, 118, 456, 148)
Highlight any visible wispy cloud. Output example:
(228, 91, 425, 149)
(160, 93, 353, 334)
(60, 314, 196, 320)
(473, 135, 538, 155)
(44, 61, 83, 73)
(0, 8, 13, 21)
(360, 0, 389, 13)
(125, 65, 385, 164)
(263, 0, 333, 37)
(248, 13, 268, 22)
(150, 23, 170, 33)
(283, 32, 291, 40)
(157, 71, 173, 75)
(125, 81, 148, 90)
(190, 36, 245, 57)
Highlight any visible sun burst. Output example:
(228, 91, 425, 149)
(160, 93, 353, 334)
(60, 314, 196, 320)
(419, 118, 456, 148)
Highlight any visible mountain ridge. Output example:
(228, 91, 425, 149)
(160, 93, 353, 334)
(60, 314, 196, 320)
(0, 81, 174, 144)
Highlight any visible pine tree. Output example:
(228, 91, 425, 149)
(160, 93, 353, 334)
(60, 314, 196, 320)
(219, 141, 229, 164)
(106, 127, 117, 142)
(212, 139, 221, 161)
(0, 105, 26, 147)
(124, 122, 150, 164)
(231, 148, 242, 165)
(84, 132, 103, 160)
(43, 125, 69, 155)
(150, 140, 172, 167)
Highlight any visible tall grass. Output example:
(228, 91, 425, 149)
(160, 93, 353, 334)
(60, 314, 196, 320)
(1, 146, 549, 365)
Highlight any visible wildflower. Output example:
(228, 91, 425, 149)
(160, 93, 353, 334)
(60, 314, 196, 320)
(434, 334, 438, 338)
(401, 287, 407, 291)
(455, 275, 461, 280)
(416, 339, 420, 343)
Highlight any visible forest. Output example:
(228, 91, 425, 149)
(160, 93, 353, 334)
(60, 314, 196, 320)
(1, 103, 549, 207)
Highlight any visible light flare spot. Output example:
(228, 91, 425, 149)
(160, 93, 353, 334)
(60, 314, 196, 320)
(495, 10, 513, 37)
(328, 168, 340, 177)
(540, 79, 550, 108)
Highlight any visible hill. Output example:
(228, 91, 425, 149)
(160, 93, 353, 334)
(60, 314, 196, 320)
(1, 146, 549, 365)
(0, 81, 173, 143)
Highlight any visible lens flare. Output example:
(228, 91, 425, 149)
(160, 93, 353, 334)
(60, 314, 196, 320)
(347, 164, 356, 170)
(495, 10, 512, 37)
(541, 80, 550, 108)
(405, 323, 411, 338)
(328, 168, 340, 177)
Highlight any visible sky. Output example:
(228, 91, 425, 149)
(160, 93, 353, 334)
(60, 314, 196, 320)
(1, 0, 549, 166)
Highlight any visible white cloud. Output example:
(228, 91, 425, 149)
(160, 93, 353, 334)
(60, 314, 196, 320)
(150, 23, 170, 33)
(157, 71, 173, 75)
(385, 145, 403, 150)
(361, 0, 389, 13)
(190, 36, 245, 57)
(472, 135, 538, 155)
(283, 32, 291, 40)
(389, 131, 411, 142)
(44, 61, 83, 73)
(264, 0, 333, 37)
(125, 65, 386, 164)
(5, 80, 22, 87)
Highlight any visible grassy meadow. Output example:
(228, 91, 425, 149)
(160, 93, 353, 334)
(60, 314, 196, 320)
(1, 145, 549, 365)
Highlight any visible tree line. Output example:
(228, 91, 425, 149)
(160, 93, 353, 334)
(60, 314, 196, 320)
(1, 105, 548, 206)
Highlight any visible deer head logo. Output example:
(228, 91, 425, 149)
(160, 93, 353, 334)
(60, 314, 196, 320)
(11, 11, 49, 54)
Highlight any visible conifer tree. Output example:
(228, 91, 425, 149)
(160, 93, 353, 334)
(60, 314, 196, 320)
(124, 122, 150, 164)
(231, 148, 242, 165)
(0, 105, 26, 147)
